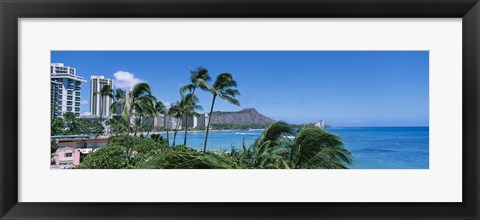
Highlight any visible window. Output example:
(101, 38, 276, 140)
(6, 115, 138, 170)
(67, 107, 72, 111)
(67, 90, 73, 95)
(67, 96, 72, 100)
(64, 153, 72, 157)
(67, 101, 72, 105)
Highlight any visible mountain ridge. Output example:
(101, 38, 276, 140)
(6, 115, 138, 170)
(209, 108, 274, 125)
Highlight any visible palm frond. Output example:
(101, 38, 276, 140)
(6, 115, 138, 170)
(262, 121, 295, 142)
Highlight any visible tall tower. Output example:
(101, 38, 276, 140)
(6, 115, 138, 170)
(50, 80, 62, 118)
(90, 76, 114, 118)
(50, 63, 86, 117)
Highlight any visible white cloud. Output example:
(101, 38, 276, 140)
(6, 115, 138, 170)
(162, 100, 172, 108)
(80, 100, 88, 105)
(113, 71, 143, 90)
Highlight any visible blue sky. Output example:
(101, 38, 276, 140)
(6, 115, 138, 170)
(51, 51, 429, 127)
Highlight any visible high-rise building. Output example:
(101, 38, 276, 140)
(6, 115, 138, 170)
(314, 120, 325, 128)
(194, 113, 206, 128)
(153, 109, 179, 130)
(50, 63, 86, 117)
(50, 80, 62, 118)
(90, 76, 114, 118)
(181, 114, 206, 129)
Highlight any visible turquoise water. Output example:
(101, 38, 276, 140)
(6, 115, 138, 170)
(159, 127, 429, 169)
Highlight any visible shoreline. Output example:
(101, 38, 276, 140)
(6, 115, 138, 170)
(137, 128, 265, 136)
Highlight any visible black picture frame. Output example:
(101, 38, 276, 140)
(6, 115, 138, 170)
(1, 0, 479, 219)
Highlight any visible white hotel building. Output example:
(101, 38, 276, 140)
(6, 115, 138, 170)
(90, 76, 114, 118)
(51, 63, 86, 117)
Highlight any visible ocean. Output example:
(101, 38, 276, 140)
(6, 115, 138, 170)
(158, 127, 429, 169)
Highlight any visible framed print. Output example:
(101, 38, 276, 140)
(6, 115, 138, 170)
(1, 0, 479, 219)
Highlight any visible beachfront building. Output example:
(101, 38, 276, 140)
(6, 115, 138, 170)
(90, 76, 114, 118)
(194, 113, 206, 128)
(52, 147, 82, 166)
(181, 114, 207, 129)
(51, 63, 87, 117)
(51, 136, 108, 168)
(314, 120, 325, 129)
(50, 80, 62, 118)
(153, 114, 177, 130)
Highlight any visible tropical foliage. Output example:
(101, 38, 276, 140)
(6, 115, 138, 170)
(179, 67, 211, 145)
(93, 84, 114, 122)
(77, 121, 353, 169)
(229, 122, 353, 169)
(51, 113, 103, 136)
(53, 66, 354, 169)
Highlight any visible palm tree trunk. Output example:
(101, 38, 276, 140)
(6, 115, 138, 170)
(183, 115, 188, 145)
(127, 95, 133, 135)
(127, 110, 132, 136)
(167, 131, 170, 145)
(203, 95, 216, 152)
(164, 115, 169, 146)
(96, 95, 104, 139)
(183, 88, 196, 146)
(172, 130, 177, 146)
(172, 118, 181, 146)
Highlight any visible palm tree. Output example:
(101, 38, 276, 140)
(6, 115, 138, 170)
(94, 84, 114, 122)
(179, 93, 202, 146)
(110, 89, 125, 114)
(180, 67, 211, 143)
(63, 111, 76, 123)
(239, 121, 294, 168)
(203, 73, 240, 152)
(230, 121, 353, 169)
(124, 83, 156, 135)
(180, 67, 212, 96)
(62, 112, 76, 134)
(167, 103, 183, 146)
(291, 124, 353, 168)
(151, 100, 166, 141)
(105, 117, 127, 136)
(134, 97, 157, 137)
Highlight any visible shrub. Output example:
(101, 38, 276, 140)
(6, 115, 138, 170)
(109, 135, 166, 154)
(136, 146, 243, 169)
(79, 145, 129, 169)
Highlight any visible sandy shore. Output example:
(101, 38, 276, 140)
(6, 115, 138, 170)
(136, 129, 236, 135)
(104, 128, 264, 137)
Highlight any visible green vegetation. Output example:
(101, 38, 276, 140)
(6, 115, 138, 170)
(180, 67, 211, 145)
(79, 144, 130, 169)
(51, 113, 103, 136)
(53, 66, 353, 169)
(78, 121, 353, 169)
(231, 122, 353, 169)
